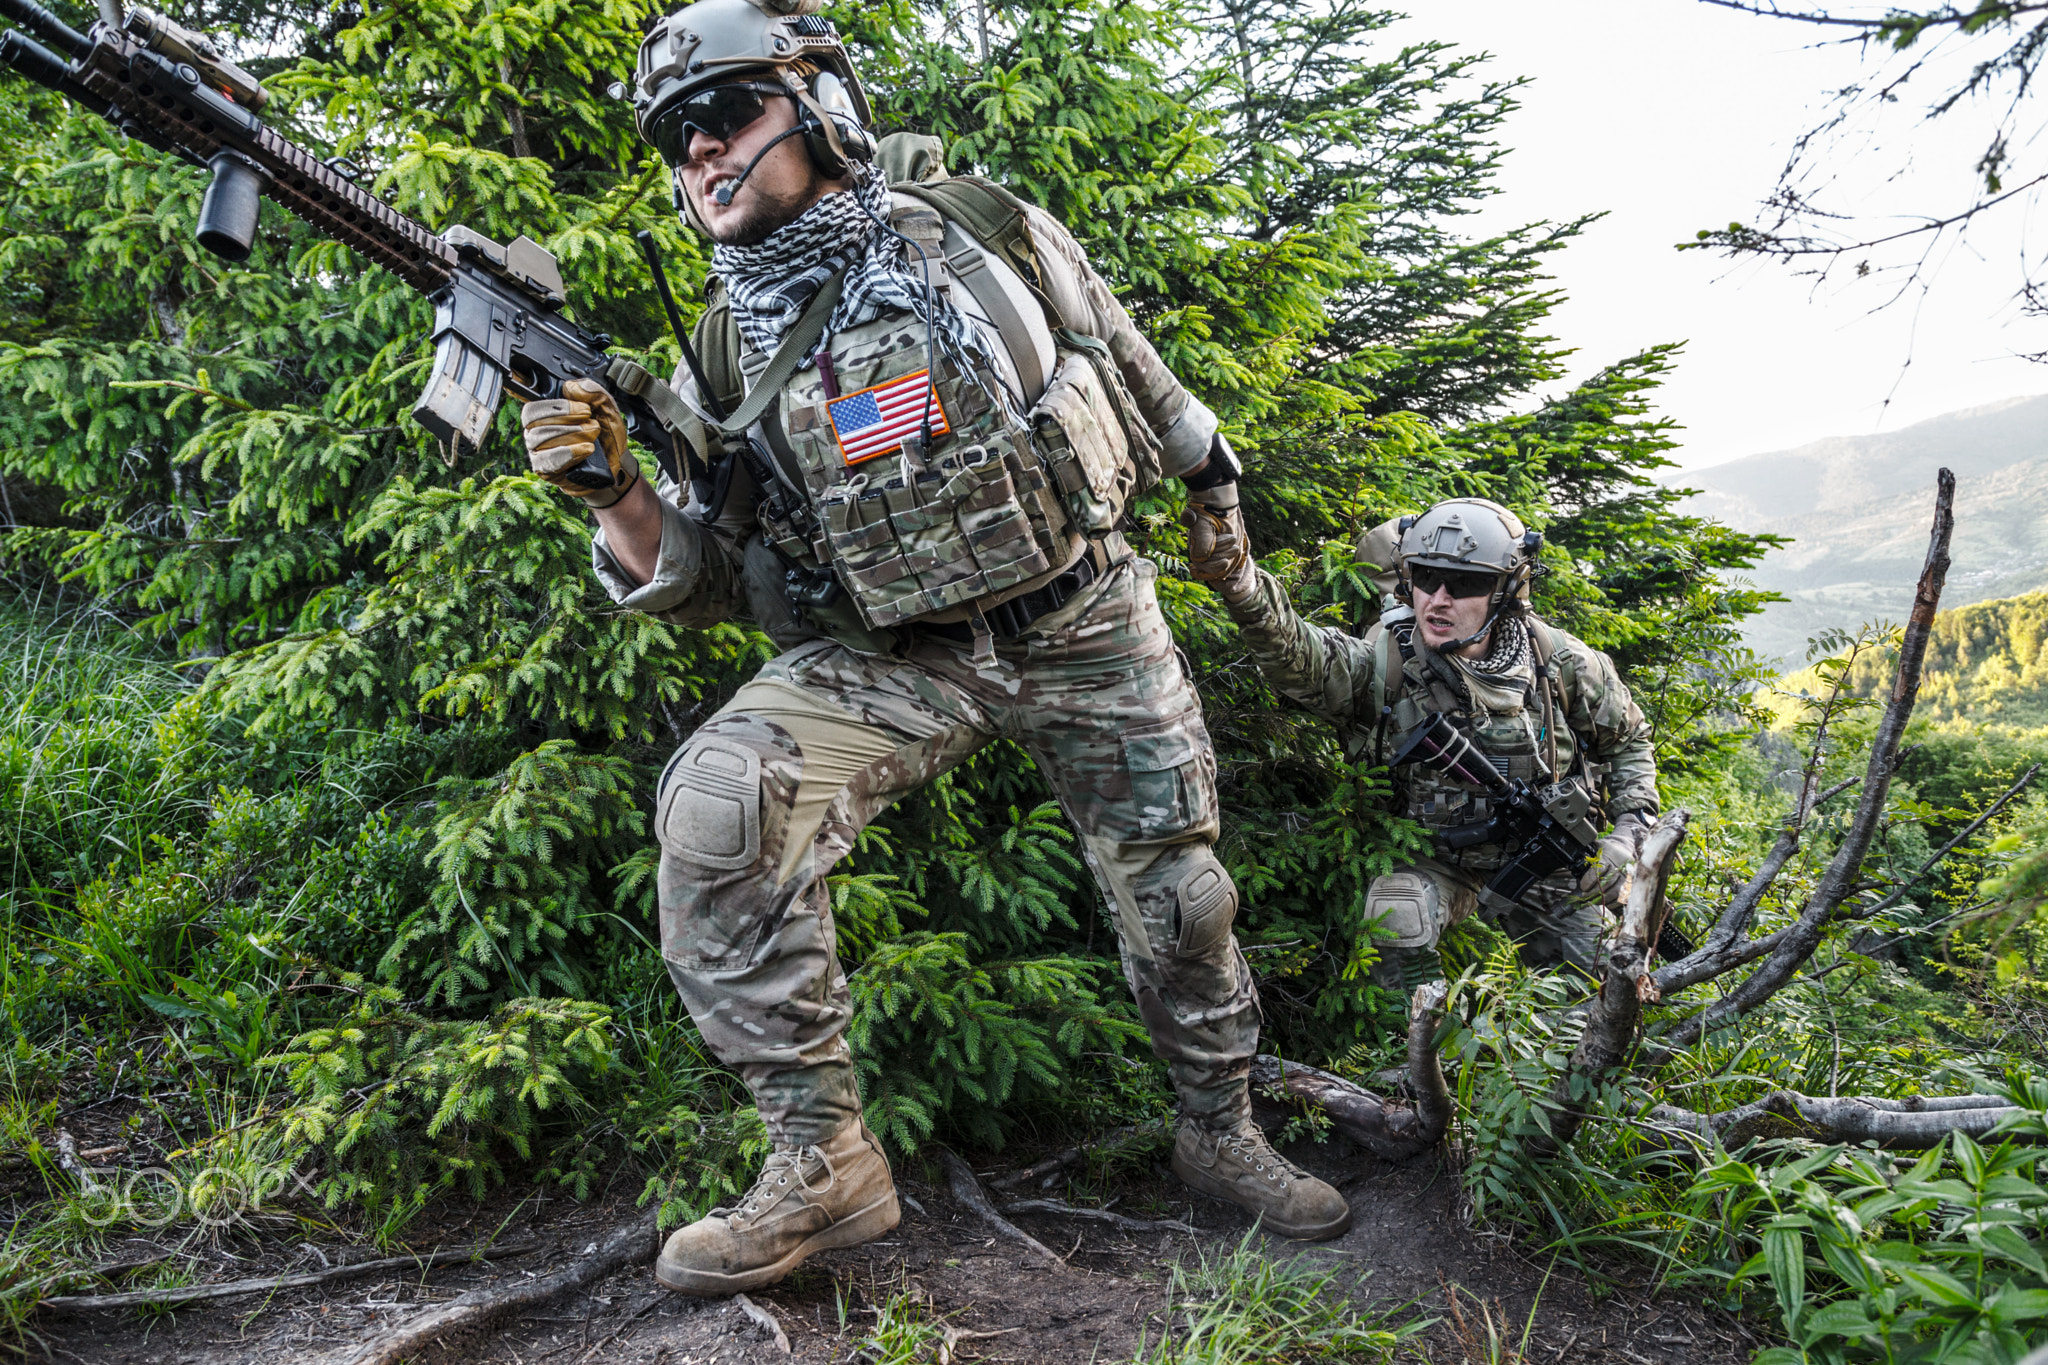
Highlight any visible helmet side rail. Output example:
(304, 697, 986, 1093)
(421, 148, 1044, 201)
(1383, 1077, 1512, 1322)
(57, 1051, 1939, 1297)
(0, 0, 687, 486)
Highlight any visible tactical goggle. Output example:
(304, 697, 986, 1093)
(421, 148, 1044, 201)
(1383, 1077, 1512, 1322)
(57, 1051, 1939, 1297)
(1408, 565, 1501, 600)
(647, 82, 786, 167)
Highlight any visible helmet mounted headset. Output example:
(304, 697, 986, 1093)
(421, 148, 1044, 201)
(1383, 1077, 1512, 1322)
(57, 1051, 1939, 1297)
(624, 0, 876, 231)
(1392, 498, 1543, 653)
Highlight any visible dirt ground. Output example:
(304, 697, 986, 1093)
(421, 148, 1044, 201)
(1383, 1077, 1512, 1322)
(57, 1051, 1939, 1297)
(35, 1119, 1765, 1365)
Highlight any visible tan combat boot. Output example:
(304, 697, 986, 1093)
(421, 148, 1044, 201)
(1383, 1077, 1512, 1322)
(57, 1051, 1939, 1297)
(655, 1118, 900, 1295)
(1170, 1117, 1352, 1240)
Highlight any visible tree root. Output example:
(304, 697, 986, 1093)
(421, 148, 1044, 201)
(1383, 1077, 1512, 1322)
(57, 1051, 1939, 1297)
(39, 1240, 540, 1313)
(325, 1212, 659, 1365)
(1651, 1091, 2018, 1149)
(997, 1198, 1198, 1234)
(1250, 980, 1453, 1160)
(939, 1150, 1067, 1271)
(986, 1118, 1170, 1192)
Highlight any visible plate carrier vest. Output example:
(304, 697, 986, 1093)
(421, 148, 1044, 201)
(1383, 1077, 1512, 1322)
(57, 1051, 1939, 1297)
(1362, 615, 1608, 873)
(682, 141, 1162, 632)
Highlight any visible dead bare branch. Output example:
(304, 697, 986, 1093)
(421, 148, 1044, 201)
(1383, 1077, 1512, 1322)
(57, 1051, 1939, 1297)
(986, 1118, 1169, 1193)
(1698, 0, 2048, 32)
(1527, 812, 1692, 1158)
(996, 1199, 1198, 1234)
(939, 1150, 1066, 1271)
(1659, 469, 1955, 1049)
(1651, 1090, 2018, 1149)
(325, 1213, 658, 1365)
(1850, 763, 2039, 919)
(39, 1241, 540, 1313)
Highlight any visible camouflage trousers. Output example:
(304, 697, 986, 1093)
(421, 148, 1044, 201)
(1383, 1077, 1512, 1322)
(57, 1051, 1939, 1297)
(1369, 856, 1604, 990)
(654, 556, 1258, 1145)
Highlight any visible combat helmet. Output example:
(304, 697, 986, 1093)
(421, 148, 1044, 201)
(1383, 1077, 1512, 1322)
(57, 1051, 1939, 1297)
(1393, 498, 1543, 611)
(629, 0, 873, 219)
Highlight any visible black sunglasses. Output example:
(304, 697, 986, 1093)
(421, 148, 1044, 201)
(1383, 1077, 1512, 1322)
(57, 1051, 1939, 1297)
(648, 82, 786, 167)
(1409, 565, 1499, 600)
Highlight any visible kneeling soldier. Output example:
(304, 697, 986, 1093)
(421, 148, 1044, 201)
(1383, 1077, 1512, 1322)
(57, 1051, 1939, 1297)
(523, 0, 1353, 1296)
(1185, 494, 1659, 986)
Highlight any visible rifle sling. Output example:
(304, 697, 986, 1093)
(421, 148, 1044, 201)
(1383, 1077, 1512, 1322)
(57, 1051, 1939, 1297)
(711, 273, 844, 440)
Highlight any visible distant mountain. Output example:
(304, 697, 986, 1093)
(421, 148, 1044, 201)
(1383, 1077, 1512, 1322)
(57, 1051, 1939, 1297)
(1676, 394, 2048, 667)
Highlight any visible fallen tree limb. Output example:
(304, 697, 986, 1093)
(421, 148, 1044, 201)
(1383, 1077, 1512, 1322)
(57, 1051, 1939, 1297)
(1528, 812, 1692, 1158)
(986, 1117, 1169, 1193)
(1650, 1091, 2018, 1149)
(327, 1213, 659, 1365)
(939, 1150, 1066, 1271)
(997, 1198, 1198, 1235)
(1249, 983, 1453, 1160)
(1249, 1055, 1432, 1161)
(38, 1240, 540, 1312)
(1407, 980, 1455, 1143)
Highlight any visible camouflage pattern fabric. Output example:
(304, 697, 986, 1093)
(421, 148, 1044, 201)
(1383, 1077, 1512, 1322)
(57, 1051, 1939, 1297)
(1225, 567, 1655, 976)
(655, 556, 1257, 1145)
(1368, 860, 1599, 986)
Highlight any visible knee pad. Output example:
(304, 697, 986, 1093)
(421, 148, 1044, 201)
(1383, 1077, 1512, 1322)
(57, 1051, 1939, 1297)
(659, 737, 765, 871)
(1173, 854, 1239, 959)
(1131, 845, 1239, 961)
(1366, 870, 1447, 950)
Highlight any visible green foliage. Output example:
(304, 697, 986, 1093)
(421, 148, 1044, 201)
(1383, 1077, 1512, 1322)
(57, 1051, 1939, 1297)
(267, 986, 613, 1212)
(1135, 1229, 1423, 1362)
(1679, 1079, 2048, 1365)
(384, 739, 643, 1007)
(1793, 590, 2048, 729)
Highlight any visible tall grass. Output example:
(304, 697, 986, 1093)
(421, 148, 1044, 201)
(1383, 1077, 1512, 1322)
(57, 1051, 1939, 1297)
(0, 605, 216, 915)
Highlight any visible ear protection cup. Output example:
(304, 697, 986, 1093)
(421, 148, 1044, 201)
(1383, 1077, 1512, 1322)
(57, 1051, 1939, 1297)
(792, 71, 872, 180)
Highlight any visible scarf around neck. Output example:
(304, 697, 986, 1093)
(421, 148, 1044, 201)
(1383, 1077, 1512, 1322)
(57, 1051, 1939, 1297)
(1433, 614, 1536, 716)
(711, 168, 995, 380)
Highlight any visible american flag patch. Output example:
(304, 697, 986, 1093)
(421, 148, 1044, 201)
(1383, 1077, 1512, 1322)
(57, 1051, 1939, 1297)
(826, 369, 950, 464)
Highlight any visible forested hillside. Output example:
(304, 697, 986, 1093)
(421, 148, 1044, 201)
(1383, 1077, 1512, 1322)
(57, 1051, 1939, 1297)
(1783, 587, 2048, 728)
(4, 1, 2048, 1361)
(1678, 394, 2048, 665)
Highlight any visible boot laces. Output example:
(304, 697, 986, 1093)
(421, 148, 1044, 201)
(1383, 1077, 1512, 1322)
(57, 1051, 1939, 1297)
(735, 1143, 837, 1219)
(1213, 1124, 1304, 1190)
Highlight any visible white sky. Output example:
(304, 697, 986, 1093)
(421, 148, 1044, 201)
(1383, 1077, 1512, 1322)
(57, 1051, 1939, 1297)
(1378, 0, 2048, 470)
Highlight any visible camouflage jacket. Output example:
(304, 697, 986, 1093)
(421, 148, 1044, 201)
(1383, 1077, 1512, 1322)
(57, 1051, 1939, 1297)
(589, 193, 1217, 645)
(1227, 569, 1659, 845)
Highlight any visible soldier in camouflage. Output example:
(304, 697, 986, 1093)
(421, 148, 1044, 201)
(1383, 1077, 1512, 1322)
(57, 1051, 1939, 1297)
(517, 0, 1351, 1295)
(1184, 495, 1659, 986)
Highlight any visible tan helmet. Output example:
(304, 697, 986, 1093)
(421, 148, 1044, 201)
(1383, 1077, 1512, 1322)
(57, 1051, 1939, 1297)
(1393, 497, 1542, 608)
(630, 0, 874, 219)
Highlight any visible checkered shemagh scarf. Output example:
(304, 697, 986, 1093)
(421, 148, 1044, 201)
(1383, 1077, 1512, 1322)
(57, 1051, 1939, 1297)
(712, 168, 994, 377)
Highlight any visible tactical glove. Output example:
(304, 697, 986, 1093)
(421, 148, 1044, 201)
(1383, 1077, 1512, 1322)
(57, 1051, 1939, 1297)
(522, 378, 638, 508)
(1182, 484, 1258, 603)
(1580, 810, 1654, 907)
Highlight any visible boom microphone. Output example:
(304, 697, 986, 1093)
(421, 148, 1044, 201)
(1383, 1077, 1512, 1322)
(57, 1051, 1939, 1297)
(714, 122, 809, 205)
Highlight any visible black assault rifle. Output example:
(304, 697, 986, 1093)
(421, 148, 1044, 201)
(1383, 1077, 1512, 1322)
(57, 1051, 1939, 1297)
(0, 0, 703, 495)
(1391, 712, 1695, 961)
